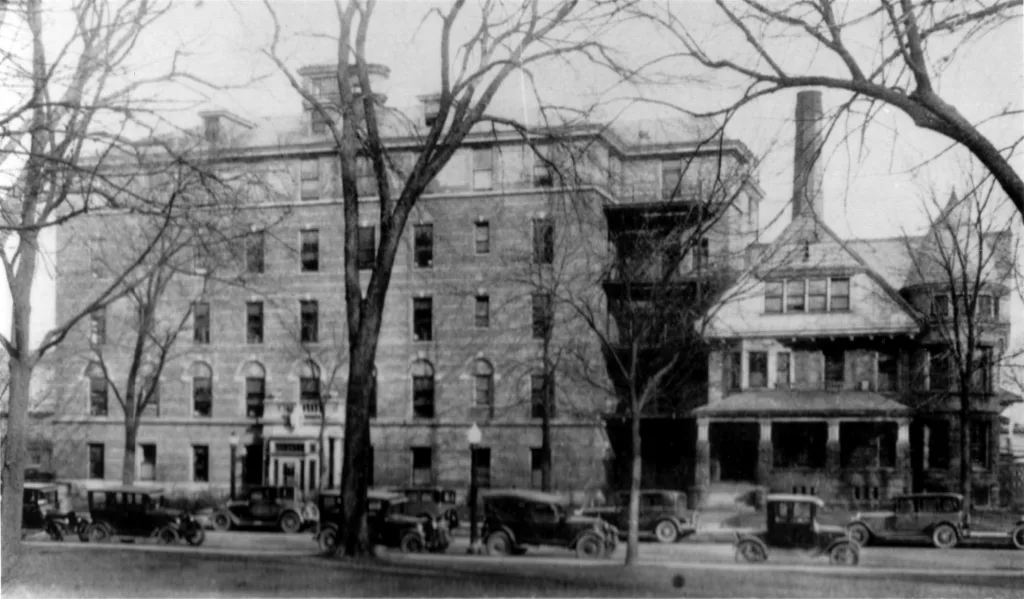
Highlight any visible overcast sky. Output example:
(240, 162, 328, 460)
(4, 1, 1023, 411)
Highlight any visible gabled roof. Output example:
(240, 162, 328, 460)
(693, 389, 910, 417)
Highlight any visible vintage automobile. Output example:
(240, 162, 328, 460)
(579, 489, 698, 543)
(22, 482, 63, 540)
(735, 494, 859, 566)
(846, 493, 969, 549)
(1012, 521, 1024, 550)
(84, 486, 205, 546)
(212, 486, 318, 533)
(392, 486, 461, 528)
(481, 489, 618, 559)
(315, 489, 449, 554)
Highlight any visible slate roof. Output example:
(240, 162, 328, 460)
(693, 390, 911, 417)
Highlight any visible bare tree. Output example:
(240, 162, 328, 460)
(262, 0, 650, 556)
(902, 174, 1017, 510)
(0, 0, 229, 566)
(631, 1, 1024, 217)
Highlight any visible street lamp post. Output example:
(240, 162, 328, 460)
(229, 431, 239, 501)
(467, 422, 482, 555)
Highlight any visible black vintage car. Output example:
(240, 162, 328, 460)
(392, 486, 461, 528)
(315, 489, 450, 554)
(213, 486, 319, 533)
(735, 494, 858, 566)
(579, 489, 698, 543)
(846, 493, 969, 549)
(481, 489, 618, 559)
(84, 486, 205, 546)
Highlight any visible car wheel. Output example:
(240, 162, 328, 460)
(484, 531, 513, 556)
(157, 526, 179, 545)
(87, 523, 110, 543)
(185, 527, 206, 547)
(279, 511, 302, 534)
(828, 542, 859, 566)
(575, 533, 603, 559)
(1010, 524, 1024, 550)
(847, 523, 871, 547)
(400, 532, 425, 553)
(736, 539, 767, 563)
(212, 511, 232, 531)
(318, 527, 338, 555)
(654, 520, 679, 544)
(931, 523, 958, 549)
(45, 522, 65, 542)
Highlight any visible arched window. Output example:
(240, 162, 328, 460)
(411, 360, 434, 419)
(299, 360, 321, 404)
(474, 359, 494, 409)
(190, 362, 213, 417)
(242, 361, 266, 418)
(86, 362, 108, 416)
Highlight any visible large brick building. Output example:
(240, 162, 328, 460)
(34, 63, 761, 497)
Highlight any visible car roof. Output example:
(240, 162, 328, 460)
(24, 482, 58, 491)
(765, 494, 825, 506)
(615, 489, 684, 497)
(482, 489, 570, 505)
(893, 493, 964, 501)
(368, 489, 406, 501)
(88, 485, 165, 494)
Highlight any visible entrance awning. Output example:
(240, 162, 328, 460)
(693, 390, 910, 419)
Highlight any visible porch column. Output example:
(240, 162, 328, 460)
(895, 419, 911, 496)
(826, 419, 841, 477)
(756, 419, 773, 485)
(693, 419, 711, 509)
(334, 437, 344, 490)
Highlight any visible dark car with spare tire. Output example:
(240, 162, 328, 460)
(846, 492, 969, 549)
(212, 485, 318, 533)
(83, 486, 205, 546)
(579, 489, 698, 543)
(481, 489, 618, 559)
(315, 489, 450, 554)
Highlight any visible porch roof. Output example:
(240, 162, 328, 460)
(693, 390, 910, 418)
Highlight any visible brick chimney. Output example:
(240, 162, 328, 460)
(792, 90, 825, 220)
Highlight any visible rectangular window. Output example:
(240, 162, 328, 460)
(533, 149, 554, 187)
(532, 293, 553, 339)
(877, 351, 899, 392)
(475, 295, 490, 328)
(531, 373, 555, 419)
(765, 281, 783, 313)
(775, 352, 791, 388)
(88, 444, 104, 479)
(356, 157, 377, 197)
(300, 300, 319, 343)
(357, 226, 375, 269)
(411, 447, 433, 486)
(693, 238, 710, 271)
(807, 279, 827, 312)
(311, 110, 329, 135)
(301, 158, 320, 200)
(786, 280, 806, 312)
(830, 278, 850, 311)
(193, 376, 212, 417)
(475, 372, 493, 408)
(413, 297, 433, 342)
(412, 375, 435, 418)
(246, 377, 265, 418)
(246, 231, 265, 274)
(414, 224, 433, 268)
(930, 350, 950, 390)
(824, 350, 845, 386)
(977, 295, 993, 320)
(531, 447, 545, 488)
(726, 352, 742, 391)
(90, 309, 106, 345)
(972, 347, 993, 393)
(931, 294, 949, 319)
(472, 147, 493, 190)
(922, 419, 951, 470)
(475, 221, 490, 254)
(662, 160, 681, 200)
(474, 447, 492, 488)
(300, 376, 320, 402)
(90, 376, 108, 416)
(139, 444, 156, 482)
(300, 229, 320, 272)
(246, 301, 263, 344)
(143, 378, 160, 417)
(969, 420, 991, 469)
(533, 218, 554, 264)
(748, 351, 768, 389)
(193, 302, 210, 344)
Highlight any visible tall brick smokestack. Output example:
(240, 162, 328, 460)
(792, 90, 825, 220)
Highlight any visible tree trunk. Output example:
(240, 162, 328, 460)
(624, 404, 641, 566)
(338, 338, 377, 557)
(1, 357, 33, 579)
(959, 392, 972, 512)
(122, 403, 138, 485)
